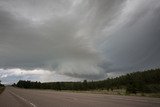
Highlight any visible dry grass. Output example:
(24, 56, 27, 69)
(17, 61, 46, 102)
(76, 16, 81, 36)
(62, 89, 160, 98)
(62, 89, 126, 96)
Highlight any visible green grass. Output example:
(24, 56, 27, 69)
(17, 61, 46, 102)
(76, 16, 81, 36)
(0, 86, 5, 94)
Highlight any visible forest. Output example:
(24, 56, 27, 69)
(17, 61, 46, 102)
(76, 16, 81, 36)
(13, 68, 160, 94)
(0, 80, 4, 87)
(0, 80, 5, 94)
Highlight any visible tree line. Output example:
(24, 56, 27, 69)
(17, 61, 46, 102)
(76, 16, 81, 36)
(0, 80, 4, 87)
(13, 68, 160, 94)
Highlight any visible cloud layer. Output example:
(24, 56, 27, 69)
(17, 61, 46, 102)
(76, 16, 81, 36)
(0, 0, 160, 83)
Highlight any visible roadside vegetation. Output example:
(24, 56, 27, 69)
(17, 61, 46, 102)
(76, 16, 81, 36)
(13, 68, 160, 97)
(0, 80, 5, 94)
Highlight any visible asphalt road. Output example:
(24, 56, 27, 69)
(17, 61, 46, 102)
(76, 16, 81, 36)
(0, 87, 160, 107)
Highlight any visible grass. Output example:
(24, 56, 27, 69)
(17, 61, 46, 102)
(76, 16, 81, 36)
(61, 89, 160, 98)
(15, 87, 160, 98)
(63, 89, 126, 96)
(0, 86, 5, 94)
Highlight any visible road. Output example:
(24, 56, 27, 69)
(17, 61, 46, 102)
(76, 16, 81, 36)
(0, 87, 160, 107)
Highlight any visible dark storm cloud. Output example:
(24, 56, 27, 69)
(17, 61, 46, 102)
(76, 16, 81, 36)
(101, 0, 160, 73)
(0, 0, 160, 82)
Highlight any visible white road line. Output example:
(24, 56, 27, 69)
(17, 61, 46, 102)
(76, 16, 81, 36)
(8, 90, 37, 107)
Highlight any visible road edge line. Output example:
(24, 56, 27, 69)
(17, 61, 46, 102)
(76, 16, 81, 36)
(8, 90, 37, 107)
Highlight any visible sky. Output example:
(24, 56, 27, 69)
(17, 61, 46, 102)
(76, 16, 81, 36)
(0, 0, 160, 84)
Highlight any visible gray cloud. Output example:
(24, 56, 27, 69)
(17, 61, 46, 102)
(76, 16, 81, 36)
(101, 0, 160, 72)
(0, 0, 160, 82)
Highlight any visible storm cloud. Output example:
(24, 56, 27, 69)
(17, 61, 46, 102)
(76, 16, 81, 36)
(0, 0, 160, 83)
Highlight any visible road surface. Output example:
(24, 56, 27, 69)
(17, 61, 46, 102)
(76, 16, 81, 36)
(0, 87, 160, 107)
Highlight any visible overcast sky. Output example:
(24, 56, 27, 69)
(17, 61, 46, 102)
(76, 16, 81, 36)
(0, 0, 160, 84)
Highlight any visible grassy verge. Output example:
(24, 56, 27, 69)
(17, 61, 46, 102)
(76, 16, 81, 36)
(15, 86, 160, 98)
(61, 89, 160, 98)
(0, 86, 5, 94)
(130, 93, 160, 98)
(61, 89, 126, 96)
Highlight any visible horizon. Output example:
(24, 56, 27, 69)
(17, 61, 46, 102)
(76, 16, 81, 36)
(0, 0, 160, 84)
